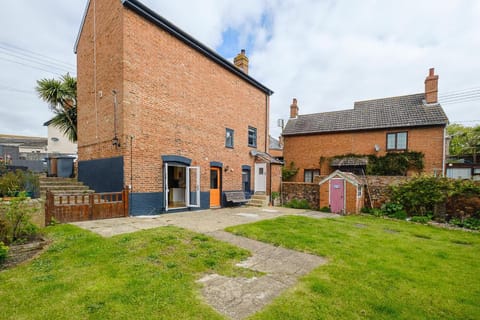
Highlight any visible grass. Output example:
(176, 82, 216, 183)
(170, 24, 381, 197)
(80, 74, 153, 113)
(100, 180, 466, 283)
(0, 224, 255, 320)
(226, 215, 480, 320)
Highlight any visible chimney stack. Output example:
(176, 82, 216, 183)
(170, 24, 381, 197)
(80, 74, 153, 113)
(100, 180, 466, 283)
(424, 67, 439, 104)
(234, 49, 249, 74)
(290, 98, 299, 118)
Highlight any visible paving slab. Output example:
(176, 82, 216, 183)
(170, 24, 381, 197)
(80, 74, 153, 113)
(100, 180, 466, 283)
(71, 206, 337, 319)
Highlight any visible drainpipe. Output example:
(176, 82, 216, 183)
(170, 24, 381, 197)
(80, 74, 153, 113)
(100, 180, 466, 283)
(442, 127, 446, 176)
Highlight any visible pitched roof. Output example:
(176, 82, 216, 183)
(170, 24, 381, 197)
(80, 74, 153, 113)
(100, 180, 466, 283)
(283, 93, 449, 136)
(269, 135, 282, 150)
(318, 170, 365, 186)
(74, 0, 273, 96)
(0, 134, 47, 148)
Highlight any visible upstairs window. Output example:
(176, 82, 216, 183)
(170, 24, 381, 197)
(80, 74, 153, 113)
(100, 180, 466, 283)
(225, 128, 234, 148)
(304, 169, 320, 183)
(248, 126, 257, 147)
(387, 132, 407, 151)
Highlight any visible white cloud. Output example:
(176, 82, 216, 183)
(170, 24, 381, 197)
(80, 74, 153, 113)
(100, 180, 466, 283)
(0, 0, 479, 139)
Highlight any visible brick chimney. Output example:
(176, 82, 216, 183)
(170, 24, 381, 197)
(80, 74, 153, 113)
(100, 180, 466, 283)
(290, 98, 299, 118)
(424, 67, 439, 104)
(234, 49, 249, 74)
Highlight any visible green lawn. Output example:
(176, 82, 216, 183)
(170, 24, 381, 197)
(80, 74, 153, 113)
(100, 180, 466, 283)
(0, 224, 255, 320)
(226, 215, 480, 320)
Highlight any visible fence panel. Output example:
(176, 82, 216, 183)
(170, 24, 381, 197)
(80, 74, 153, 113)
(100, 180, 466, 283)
(45, 188, 129, 225)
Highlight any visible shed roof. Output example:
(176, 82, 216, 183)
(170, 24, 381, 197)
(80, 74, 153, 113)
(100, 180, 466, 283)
(284, 93, 448, 136)
(318, 170, 365, 186)
(74, 0, 273, 96)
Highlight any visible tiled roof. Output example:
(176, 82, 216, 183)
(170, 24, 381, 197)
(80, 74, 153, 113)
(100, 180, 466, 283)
(330, 157, 368, 167)
(283, 93, 448, 136)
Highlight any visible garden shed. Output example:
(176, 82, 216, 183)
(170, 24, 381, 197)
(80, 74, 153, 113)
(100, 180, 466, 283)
(319, 170, 365, 214)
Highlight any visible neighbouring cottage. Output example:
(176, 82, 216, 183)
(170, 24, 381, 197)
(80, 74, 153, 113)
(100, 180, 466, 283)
(74, 0, 279, 215)
(283, 68, 449, 182)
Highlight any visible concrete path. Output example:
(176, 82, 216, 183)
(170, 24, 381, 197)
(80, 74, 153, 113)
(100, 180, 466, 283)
(72, 207, 337, 319)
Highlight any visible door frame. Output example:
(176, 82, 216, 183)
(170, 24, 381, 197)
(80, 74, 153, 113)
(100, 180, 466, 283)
(164, 163, 200, 212)
(209, 167, 222, 207)
(254, 163, 267, 193)
(329, 178, 345, 213)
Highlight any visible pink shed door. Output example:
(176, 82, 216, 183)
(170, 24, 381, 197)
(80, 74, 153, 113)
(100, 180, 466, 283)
(330, 179, 345, 213)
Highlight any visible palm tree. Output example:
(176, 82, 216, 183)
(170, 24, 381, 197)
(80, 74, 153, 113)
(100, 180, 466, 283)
(36, 74, 77, 142)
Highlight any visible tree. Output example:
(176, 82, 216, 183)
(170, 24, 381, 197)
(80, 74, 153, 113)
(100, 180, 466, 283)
(447, 124, 480, 163)
(36, 74, 77, 142)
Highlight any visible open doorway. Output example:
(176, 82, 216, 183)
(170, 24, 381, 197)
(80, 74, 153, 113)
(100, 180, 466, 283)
(164, 163, 200, 211)
(167, 165, 186, 208)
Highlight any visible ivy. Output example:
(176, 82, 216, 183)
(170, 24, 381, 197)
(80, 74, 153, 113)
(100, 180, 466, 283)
(282, 162, 299, 181)
(367, 152, 424, 176)
(328, 151, 424, 176)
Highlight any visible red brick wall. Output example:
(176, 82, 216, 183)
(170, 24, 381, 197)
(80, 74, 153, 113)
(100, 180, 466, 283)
(77, 0, 125, 161)
(77, 0, 270, 195)
(283, 126, 445, 182)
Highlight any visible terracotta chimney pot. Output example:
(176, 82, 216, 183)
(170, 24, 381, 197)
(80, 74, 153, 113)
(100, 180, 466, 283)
(290, 98, 299, 118)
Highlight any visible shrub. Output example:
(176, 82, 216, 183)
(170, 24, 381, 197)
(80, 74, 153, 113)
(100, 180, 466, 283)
(271, 192, 280, 200)
(390, 176, 451, 216)
(410, 215, 432, 224)
(319, 206, 331, 213)
(0, 170, 39, 198)
(449, 217, 480, 230)
(284, 199, 310, 209)
(360, 207, 372, 214)
(0, 241, 8, 264)
(0, 192, 38, 244)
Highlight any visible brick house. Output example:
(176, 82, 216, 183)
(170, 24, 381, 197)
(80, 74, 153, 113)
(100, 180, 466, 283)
(283, 68, 449, 182)
(74, 0, 278, 215)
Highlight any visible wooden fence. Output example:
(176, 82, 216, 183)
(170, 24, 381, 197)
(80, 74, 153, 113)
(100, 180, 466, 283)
(45, 188, 129, 225)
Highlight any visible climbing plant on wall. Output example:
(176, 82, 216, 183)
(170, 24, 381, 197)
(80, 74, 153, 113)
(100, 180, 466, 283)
(328, 151, 424, 176)
(367, 152, 424, 176)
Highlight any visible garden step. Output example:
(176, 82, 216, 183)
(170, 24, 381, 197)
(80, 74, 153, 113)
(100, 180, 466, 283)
(246, 199, 268, 207)
(40, 185, 90, 191)
(39, 177, 95, 199)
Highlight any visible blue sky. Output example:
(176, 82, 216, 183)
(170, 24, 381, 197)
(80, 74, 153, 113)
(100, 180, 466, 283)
(0, 0, 479, 139)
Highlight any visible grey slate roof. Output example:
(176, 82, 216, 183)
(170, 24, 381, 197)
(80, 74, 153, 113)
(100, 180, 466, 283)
(269, 135, 282, 150)
(283, 93, 449, 136)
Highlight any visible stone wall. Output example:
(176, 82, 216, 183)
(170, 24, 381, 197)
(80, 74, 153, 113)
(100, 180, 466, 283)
(364, 176, 411, 208)
(281, 182, 319, 209)
(282, 176, 411, 211)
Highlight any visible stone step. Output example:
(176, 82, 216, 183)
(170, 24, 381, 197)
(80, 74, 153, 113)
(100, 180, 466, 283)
(251, 194, 269, 201)
(39, 177, 95, 199)
(246, 199, 269, 207)
(40, 185, 90, 191)
(39, 180, 82, 186)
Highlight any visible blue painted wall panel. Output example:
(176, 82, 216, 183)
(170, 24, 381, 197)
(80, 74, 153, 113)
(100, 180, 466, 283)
(130, 192, 164, 216)
(78, 156, 124, 192)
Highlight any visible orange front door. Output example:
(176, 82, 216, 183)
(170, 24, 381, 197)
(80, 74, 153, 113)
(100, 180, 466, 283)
(210, 168, 221, 207)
